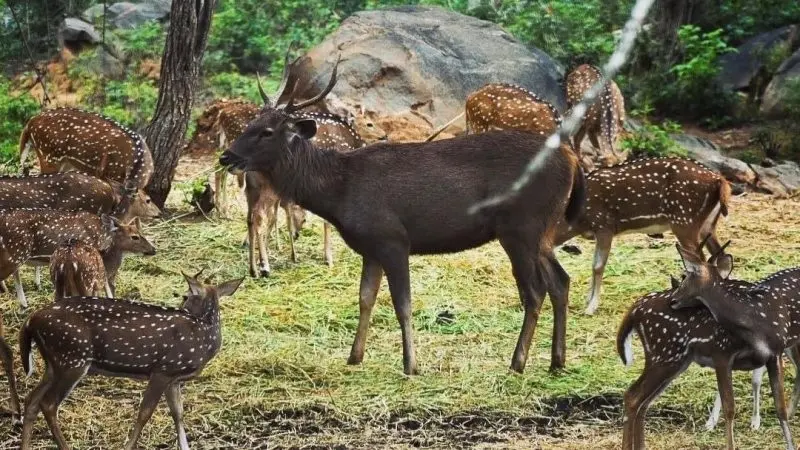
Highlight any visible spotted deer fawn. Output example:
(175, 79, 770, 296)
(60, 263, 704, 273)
(565, 64, 626, 163)
(618, 246, 798, 450)
(50, 238, 110, 299)
(426, 83, 562, 142)
(19, 107, 154, 210)
(19, 271, 243, 450)
(555, 157, 731, 314)
(0, 210, 155, 306)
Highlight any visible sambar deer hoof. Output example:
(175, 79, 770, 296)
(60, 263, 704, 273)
(346, 355, 363, 366)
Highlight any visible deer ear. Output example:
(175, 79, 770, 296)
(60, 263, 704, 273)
(670, 275, 681, 289)
(101, 214, 120, 231)
(676, 243, 702, 273)
(216, 278, 244, 298)
(292, 119, 317, 140)
(182, 271, 203, 296)
(713, 253, 734, 279)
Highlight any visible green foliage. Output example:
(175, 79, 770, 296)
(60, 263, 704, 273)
(0, 78, 40, 169)
(113, 22, 166, 60)
(205, 72, 274, 104)
(621, 117, 687, 158)
(206, 0, 340, 74)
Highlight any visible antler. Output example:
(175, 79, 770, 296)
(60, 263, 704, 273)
(256, 72, 270, 106)
(273, 41, 301, 107)
(284, 54, 341, 113)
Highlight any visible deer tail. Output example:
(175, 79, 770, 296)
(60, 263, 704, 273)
(425, 111, 465, 142)
(18, 122, 32, 174)
(718, 178, 732, 217)
(19, 318, 35, 377)
(564, 164, 586, 226)
(617, 307, 638, 367)
(599, 82, 618, 154)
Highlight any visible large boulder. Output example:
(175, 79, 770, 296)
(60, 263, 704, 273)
(83, 1, 171, 29)
(298, 6, 565, 139)
(716, 25, 798, 91)
(58, 18, 102, 49)
(760, 47, 800, 117)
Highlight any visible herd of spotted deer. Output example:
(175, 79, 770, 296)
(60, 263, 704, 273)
(0, 46, 796, 450)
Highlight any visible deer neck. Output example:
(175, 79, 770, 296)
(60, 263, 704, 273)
(270, 139, 343, 218)
(100, 234, 127, 281)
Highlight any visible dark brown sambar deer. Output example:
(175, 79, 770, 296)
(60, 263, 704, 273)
(19, 271, 243, 450)
(220, 58, 586, 375)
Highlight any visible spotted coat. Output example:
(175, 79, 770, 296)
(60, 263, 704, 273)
(50, 239, 107, 299)
(465, 83, 562, 136)
(565, 64, 625, 157)
(19, 107, 154, 191)
(0, 172, 158, 220)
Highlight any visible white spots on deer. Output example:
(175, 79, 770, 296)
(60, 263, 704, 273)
(466, 83, 561, 136)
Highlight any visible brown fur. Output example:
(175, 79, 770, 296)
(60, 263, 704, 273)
(465, 83, 562, 135)
(50, 239, 107, 300)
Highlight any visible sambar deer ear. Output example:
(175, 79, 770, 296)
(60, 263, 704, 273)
(292, 118, 317, 140)
(216, 278, 244, 298)
(182, 271, 204, 296)
(670, 275, 681, 289)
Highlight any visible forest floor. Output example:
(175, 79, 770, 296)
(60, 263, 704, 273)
(1, 152, 799, 449)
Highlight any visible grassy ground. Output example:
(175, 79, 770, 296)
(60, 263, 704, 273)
(0, 158, 799, 449)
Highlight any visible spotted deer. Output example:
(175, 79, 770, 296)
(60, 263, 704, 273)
(18, 107, 154, 213)
(209, 99, 260, 218)
(555, 157, 731, 315)
(426, 83, 562, 142)
(245, 110, 365, 277)
(220, 52, 586, 375)
(618, 247, 798, 450)
(0, 210, 155, 306)
(565, 64, 626, 162)
(19, 271, 243, 450)
(50, 238, 110, 300)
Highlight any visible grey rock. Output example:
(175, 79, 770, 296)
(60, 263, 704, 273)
(82, 1, 170, 29)
(760, 47, 800, 117)
(717, 26, 797, 91)
(58, 18, 102, 47)
(295, 6, 565, 135)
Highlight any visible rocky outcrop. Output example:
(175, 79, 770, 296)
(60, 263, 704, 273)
(760, 47, 800, 117)
(716, 25, 798, 92)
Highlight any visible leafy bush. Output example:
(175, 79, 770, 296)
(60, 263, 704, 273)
(205, 72, 275, 104)
(113, 22, 166, 61)
(0, 78, 40, 169)
(621, 119, 686, 158)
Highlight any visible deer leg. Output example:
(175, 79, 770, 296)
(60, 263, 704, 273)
(0, 334, 20, 419)
(767, 356, 796, 450)
(166, 383, 190, 450)
(34, 267, 42, 290)
(284, 204, 297, 263)
(713, 357, 737, 450)
(585, 231, 613, 315)
(379, 246, 417, 375)
(123, 374, 172, 450)
(104, 280, 114, 298)
(0, 280, 6, 293)
(39, 365, 89, 450)
(500, 235, 546, 374)
(573, 127, 586, 153)
(21, 366, 56, 450)
(751, 366, 766, 430)
(348, 258, 383, 366)
(324, 222, 334, 268)
(541, 251, 570, 372)
(622, 361, 688, 450)
(706, 391, 723, 431)
(214, 170, 226, 218)
(257, 205, 275, 277)
(248, 206, 268, 278)
(13, 269, 27, 308)
(787, 345, 800, 418)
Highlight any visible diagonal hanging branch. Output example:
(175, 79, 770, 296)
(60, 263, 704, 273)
(469, 0, 656, 216)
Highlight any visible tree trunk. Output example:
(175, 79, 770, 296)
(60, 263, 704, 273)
(143, 0, 216, 208)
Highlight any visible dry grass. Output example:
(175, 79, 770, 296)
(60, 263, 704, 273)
(0, 166, 799, 449)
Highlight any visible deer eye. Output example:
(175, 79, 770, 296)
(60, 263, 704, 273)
(366, 123, 374, 128)
(262, 128, 274, 138)
(145, 198, 151, 204)
(132, 235, 141, 240)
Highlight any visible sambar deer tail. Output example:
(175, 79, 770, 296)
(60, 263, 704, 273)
(564, 166, 586, 226)
(425, 112, 465, 142)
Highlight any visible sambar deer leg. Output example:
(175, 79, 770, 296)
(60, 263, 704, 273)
(767, 356, 796, 450)
(323, 221, 334, 267)
(348, 258, 383, 366)
(166, 383, 190, 450)
(541, 251, 570, 371)
(123, 373, 173, 450)
(379, 245, 417, 375)
(585, 231, 613, 315)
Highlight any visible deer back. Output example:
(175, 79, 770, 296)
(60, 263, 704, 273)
(295, 111, 365, 151)
(575, 158, 729, 236)
(465, 83, 562, 135)
(21, 108, 153, 189)
(0, 210, 110, 267)
(50, 239, 106, 299)
(0, 172, 114, 212)
(216, 101, 261, 146)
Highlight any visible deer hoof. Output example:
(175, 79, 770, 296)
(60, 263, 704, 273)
(346, 355, 363, 365)
(259, 268, 270, 278)
(509, 361, 526, 374)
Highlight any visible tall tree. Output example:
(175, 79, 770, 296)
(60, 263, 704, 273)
(144, 0, 216, 207)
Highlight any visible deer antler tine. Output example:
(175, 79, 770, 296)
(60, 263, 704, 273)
(273, 44, 299, 107)
(193, 268, 205, 280)
(255, 72, 271, 106)
(698, 234, 712, 253)
(288, 53, 341, 112)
